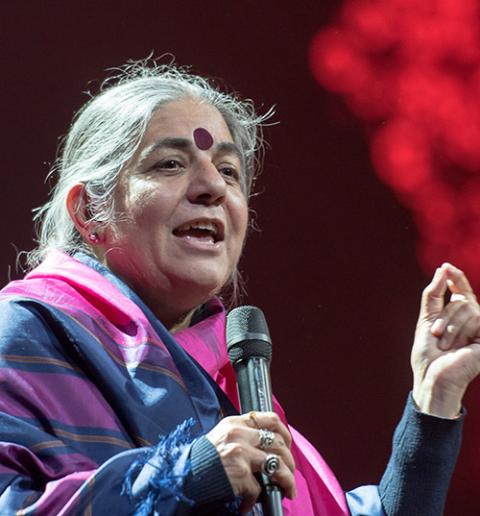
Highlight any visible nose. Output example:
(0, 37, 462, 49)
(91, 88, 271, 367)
(187, 159, 227, 206)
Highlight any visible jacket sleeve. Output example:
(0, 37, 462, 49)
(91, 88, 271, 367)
(378, 393, 463, 516)
(346, 393, 463, 516)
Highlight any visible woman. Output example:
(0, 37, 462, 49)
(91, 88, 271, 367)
(0, 60, 477, 515)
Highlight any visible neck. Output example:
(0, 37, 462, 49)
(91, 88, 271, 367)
(169, 310, 194, 333)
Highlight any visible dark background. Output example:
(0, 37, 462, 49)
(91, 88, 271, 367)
(1, 2, 477, 514)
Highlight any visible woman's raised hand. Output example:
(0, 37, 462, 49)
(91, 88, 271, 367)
(412, 263, 480, 418)
(205, 411, 296, 513)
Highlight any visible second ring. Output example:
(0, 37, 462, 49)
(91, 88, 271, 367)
(259, 428, 275, 450)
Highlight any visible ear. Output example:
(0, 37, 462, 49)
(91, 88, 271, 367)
(66, 183, 98, 243)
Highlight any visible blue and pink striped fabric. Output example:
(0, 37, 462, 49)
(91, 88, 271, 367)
(0, 251, 348, 515)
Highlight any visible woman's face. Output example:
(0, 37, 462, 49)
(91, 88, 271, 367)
(102, 98, 249, 327)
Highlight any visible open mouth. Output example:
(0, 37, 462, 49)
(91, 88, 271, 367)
(173, 219, 224, 244)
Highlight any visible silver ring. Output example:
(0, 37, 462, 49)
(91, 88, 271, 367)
(263, 454, 280, 476)
(259, 428, 275, 450)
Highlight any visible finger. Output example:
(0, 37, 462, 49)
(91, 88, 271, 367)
(251, 428, 295, 472)
(250, 450, 296, 499)
(215, 420, 295, 473)
(244, 412, 292, 448)
(238, 475, 262, 514)
(439, 312, 480, 351)
(267, 460, 296, 500)
(431, 317, 446, 338)
(456, 315, 480, 349)
(420, 267, 448, 322)
(431, 295, 470, 339)
(252, 426, 287, 451)
(443, 263, 475, 298)
(269, 438, 295, 473)
(436, 299, 470, 350)
(435, 295, 480, 350)
(450, 293, 468, 303)
(231, 425, 291, 465)
(216, 442, 263, 500)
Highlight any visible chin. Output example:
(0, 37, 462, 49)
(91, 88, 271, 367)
(174, 269, 231, 305)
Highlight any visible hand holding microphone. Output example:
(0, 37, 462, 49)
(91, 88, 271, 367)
(227, 305, 291, 515)
(205, 411, 295, 514)
(204, 306, 295, 514)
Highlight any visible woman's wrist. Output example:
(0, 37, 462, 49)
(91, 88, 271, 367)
(413, 379, 463, 419)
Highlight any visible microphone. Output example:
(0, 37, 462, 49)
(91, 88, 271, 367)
(226, 305, 283, 516)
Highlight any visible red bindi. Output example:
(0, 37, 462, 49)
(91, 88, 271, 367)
(193, 127, 214, 150)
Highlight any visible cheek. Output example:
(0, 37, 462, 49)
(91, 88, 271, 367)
(124, 180, 155, 213)
(108, 185, 160, 244)
(120, 180, 170, 227)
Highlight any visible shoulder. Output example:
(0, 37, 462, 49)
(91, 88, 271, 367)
(0, 295, 61, 352)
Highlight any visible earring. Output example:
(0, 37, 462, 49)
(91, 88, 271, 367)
(88, 232, 100, 244)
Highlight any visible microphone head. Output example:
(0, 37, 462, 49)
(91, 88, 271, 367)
(226, 305, 272, 365)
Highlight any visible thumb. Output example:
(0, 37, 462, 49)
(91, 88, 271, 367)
(420, 266, 448, 323)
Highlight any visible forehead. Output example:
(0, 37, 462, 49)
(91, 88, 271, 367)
(127, 98, 247, 191)
(142, 98, 233, 145)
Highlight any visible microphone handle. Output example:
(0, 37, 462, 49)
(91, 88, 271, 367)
(236, 357, 273, 412)
(235, 357, 284, 516)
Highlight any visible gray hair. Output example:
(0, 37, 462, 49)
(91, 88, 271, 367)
(27, 58, 271, 274)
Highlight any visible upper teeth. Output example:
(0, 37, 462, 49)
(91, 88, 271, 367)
(179, 221, 218, 236)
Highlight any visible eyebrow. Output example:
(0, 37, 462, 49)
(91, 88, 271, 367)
(215, 141, 244, 163)
(138, 138, 191, 166)
(138, 137, 244, 167)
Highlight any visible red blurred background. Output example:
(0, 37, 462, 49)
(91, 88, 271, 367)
(1, 1, 477, 513)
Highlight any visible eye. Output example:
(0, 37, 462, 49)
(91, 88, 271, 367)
(152, 158, 184, 172)
(218, 164, 241, 183)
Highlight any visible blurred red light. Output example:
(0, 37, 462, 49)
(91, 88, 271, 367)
(309, 0, 480, 289)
